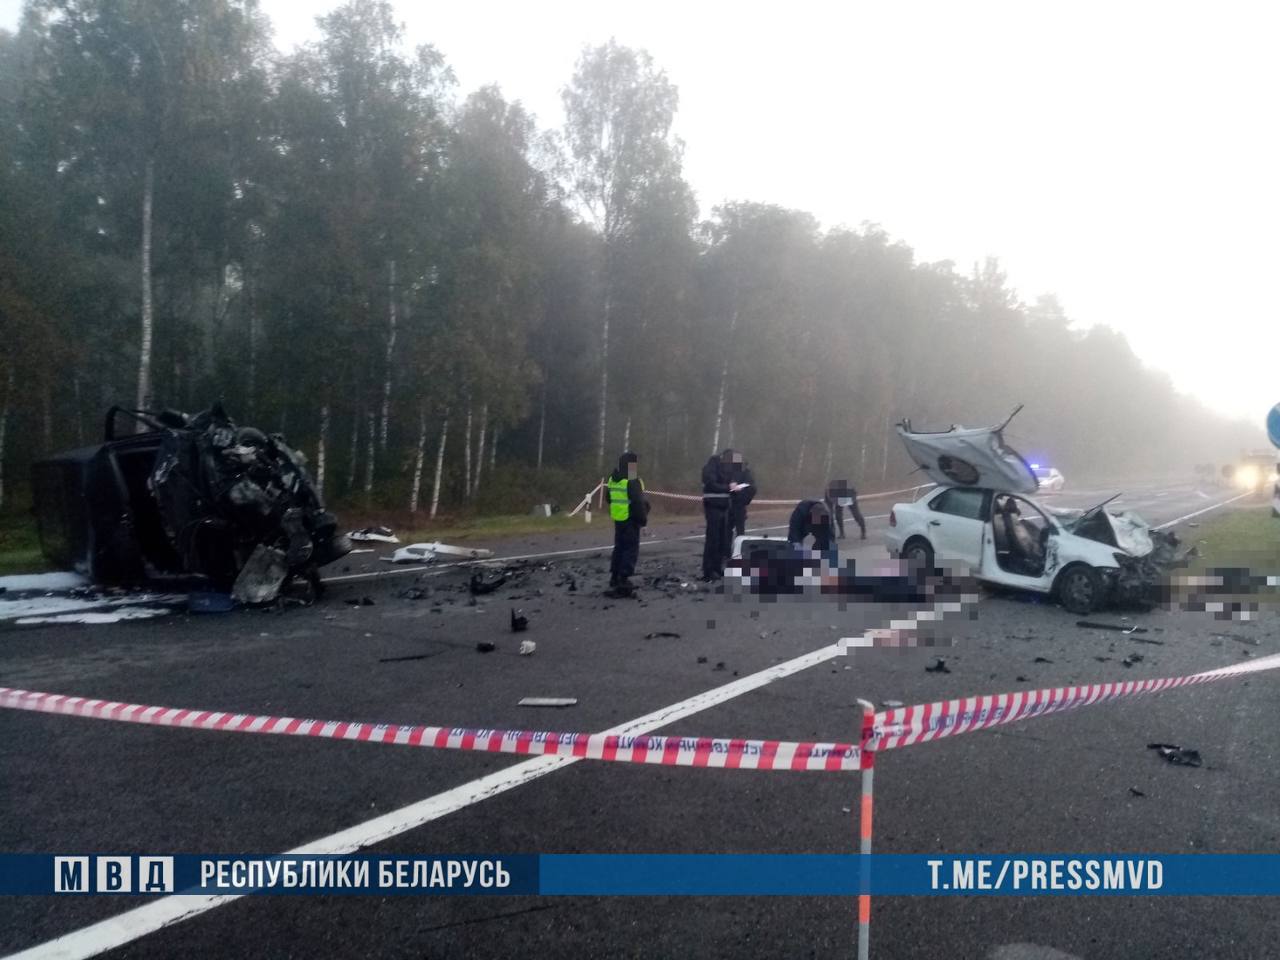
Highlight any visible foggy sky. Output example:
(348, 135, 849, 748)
(4, 0, 1275, 430)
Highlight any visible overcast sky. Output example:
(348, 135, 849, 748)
(3, 0, 1275, 429)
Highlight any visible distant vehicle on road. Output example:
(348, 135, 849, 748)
(1031, 464, 1065, 493)
(888, 415, 1171, 614)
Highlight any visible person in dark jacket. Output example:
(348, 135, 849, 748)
(824, 479, 866, 540)
(701, 452, 733, 580)
(788, 498, 834, 551)
(606, 451, 648, 590)
(724, 449, 756, 547)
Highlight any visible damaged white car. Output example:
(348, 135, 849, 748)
(885, 414, 1180, 614)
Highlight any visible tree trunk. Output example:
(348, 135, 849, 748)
(621, 415, 631, 453)
(316, 403, 330, 500)
(0, 367, 12, 508)
(41, 383, 52, 452)
(709, 308, 738, 453)
(490, 427, 498, 472)
(430, 413, 449, 519)
(346, 413, 359, 493)
(472, 403, 488, 495)
(379, 259, 396, 450)
(73, 374, 84, 444)
(408, 404, 427, 513)
(859, 441, 867, 479)
(880, 416, 890, 484)
(363, 410, 375, 501)
(247, 276, 259, 418)
(536, 387, 546, 472)
(596, 294, 611, 470)
(463, 402, 473, 499)
(134, 156, 155, 425)
(822, 437, 833, 483)
(795, 397, 814, 479)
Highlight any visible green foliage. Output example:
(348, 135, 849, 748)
(0, 13, 1262, 536)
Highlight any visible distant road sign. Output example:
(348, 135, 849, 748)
(1269, 403, 1280, 449)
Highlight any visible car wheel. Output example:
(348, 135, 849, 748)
(1057, 564, 1102, 615)
(903, 538, 934, 567)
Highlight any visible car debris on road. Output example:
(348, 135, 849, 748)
(33, 404, 351, 605)
(1148, 743, 1203, 767)
(384, 542, 495, 564)
(349, 526, 400, 544)
(518, 697, 577, 707)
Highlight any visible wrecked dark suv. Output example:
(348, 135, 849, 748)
(33, 404, 351, 601)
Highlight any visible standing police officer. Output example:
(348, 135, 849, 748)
(607, 451, 648, 591)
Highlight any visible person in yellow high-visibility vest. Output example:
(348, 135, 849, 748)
(606, 451, 648, 592)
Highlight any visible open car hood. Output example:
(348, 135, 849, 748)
(896, 420, 1038, 495)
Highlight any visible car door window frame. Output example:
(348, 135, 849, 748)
(928, 488, 990, 522)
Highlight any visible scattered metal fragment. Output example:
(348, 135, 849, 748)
(475, 641, 496, 653)
(378, 654, 433, 663)
(696, 656, 708, 664)
(344, 596, 375, 607)
(645, 631, 682, 639)
(518, 640, 537, 656)
(1129, 787, 1147, 797)
(518, 697, 576, 708)
(1033, 656, 1053, 663)
(511, 609, 529, 632)
(399, 587, 429, 600)
(1016, 676, 1029, 682)
(1122, 653, 1144, 668)
(925, 657, 951, 674)
(1076, 620, 1149, 634)
(713, 661, 727, 671)
(1147, 743, 1202, 767)
(881, 699, 904, 708)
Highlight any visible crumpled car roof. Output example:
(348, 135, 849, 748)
(896, 420, 1038, 495)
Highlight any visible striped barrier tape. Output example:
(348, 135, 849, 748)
(599, 482, 937, 508)
(869, 651, 1280, 751)
(4, 651, 1280, 772)
(0, 687, 866, 772)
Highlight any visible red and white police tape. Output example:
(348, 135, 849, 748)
(3, 650, 1279, 771)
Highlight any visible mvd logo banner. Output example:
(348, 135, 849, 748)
(6, 855, 1280, 896)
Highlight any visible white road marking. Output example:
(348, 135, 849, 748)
(4, 602, 945, 960)
(1152, 491, 1252, 530)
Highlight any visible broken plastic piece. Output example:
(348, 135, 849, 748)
(1122, 653, 1144, 667)
(517, 697, 576, 707)
(518, 640, 536, 656)
(644, 631, 681, 639)
(476, 641, 496, 653)
(1147, 743, 1202, 767)
(188, 591, 235, 614)
(925, 657, 951, 673)
(231, 545, 288, 605)
(349, 526, 400, 544)
(384, 542, 495, 564)
(511, 609, 529, 632)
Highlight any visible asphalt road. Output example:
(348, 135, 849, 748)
(2, 478, 1277, 959)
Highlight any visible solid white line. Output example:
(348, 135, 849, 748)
(1153, 491, 1252, 530)
(6, 600, 945, 960)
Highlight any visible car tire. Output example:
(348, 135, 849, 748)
(1056, 564, 1102, 615)
(902, 537, 934, 567)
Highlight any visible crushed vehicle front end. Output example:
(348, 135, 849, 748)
(32, 404, 352, 603)
(1056, 506, 1191, 607)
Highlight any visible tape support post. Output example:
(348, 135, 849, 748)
(3, 652, 1279, 771)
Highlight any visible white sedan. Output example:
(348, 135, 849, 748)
(883, 486, 1137, 614)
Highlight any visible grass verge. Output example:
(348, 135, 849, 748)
(0, 512, 49, 577)
(1184, 505, 1280, 572)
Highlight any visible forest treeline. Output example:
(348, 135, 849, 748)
(0, 0, 1259, 515)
